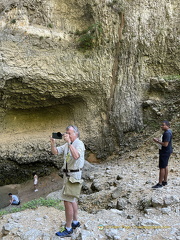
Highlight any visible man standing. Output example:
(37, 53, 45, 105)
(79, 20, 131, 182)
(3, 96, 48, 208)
(152, 120, 173, 188)
(50, 125, 85, 237)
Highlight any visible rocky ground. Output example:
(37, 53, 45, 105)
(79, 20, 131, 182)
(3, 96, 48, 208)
(0, 136, 179, 240)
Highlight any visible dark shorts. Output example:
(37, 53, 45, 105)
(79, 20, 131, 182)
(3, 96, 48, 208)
(159, 153, 171, 168)
(12, 200, 20, 205)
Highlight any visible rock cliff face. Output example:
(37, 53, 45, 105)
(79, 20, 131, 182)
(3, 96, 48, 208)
(0, 0, 179, 185)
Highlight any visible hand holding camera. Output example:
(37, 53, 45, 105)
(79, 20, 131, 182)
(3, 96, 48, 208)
(51, 132, 71, 144)
(63, 133, 71, 143)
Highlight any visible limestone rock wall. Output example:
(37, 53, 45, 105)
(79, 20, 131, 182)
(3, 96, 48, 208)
(0, 0, 179, 184)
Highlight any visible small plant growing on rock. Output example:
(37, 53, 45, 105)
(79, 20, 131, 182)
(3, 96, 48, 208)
(47, 23, 53, 28)
(76, 22, 103, 51)
(78, 33, 94, 50)
(162, 75, 180, 80)
(10, 19, 16, 24)
(137, 198, 152, 211)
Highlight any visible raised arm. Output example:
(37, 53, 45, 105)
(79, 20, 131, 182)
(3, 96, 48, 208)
(50, 137, 58, 155)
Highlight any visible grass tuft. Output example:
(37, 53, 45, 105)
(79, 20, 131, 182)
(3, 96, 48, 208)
(0, 197, 64, 217)
(75, 22, 103, 51)
(162, 75, 180, 80)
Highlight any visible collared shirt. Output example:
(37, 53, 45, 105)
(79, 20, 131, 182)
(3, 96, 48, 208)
(57, 138, 85, 171)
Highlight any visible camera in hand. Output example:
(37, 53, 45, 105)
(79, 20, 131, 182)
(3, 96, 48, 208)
(52, 132, 63, 139)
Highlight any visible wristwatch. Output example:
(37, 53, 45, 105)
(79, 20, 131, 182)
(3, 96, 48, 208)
(68, 142, 72, 146)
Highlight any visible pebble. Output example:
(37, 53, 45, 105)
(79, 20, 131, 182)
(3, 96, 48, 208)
(164, 195, 179, 206)
(161, 207, 171, 214)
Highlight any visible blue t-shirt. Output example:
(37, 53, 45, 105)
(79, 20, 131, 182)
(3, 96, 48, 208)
(160, 129, 173, 154)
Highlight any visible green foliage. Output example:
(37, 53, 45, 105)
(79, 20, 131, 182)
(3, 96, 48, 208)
(162, 75, 180, 80)
(47, 23, 53, 28)
(75, 29, 82, 36)
(10, 19, 16, 24)
(78, 34, 94, 50)
(76, 22, 103, 51)
(0, 198, 63, 217)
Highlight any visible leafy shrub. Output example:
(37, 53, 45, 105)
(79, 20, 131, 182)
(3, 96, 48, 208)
(76, 22, 103, 51)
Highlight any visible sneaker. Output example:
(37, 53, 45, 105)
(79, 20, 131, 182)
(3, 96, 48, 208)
(56, 228, 73, 237)
(152, 183, 163, 189)
(162, 181, 167, 186)
(34, 189, 38, 192)
(71, 221, 80, 229)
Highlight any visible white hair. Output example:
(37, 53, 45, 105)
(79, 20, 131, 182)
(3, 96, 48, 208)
(66, 125, 80, 137)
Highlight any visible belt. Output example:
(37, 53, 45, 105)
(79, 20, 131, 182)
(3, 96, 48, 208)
(63, 168, 82, 173)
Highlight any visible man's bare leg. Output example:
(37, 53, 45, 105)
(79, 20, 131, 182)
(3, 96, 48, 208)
(72, 201, 78, 221)
(164, 166, 168, 182)
(64, 201, 73, 228)
(159, 168, 165, 184)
